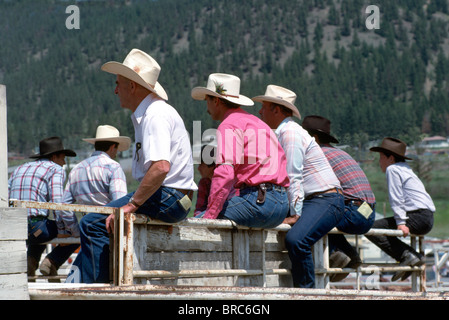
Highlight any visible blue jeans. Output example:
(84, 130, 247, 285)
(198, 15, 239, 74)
(328, 202, 375, 257)
(68, 187, 191, 283)
(27, 218, 79, 268)
(218, 186, 289, 229)
(285, 192, 345, 288)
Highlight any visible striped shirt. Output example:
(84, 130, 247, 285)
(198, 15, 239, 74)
(60, 151, 127, 236)
(8, 159, 65, 217)
(321, 145, 375, 205)
(275, 118, 341, 216)
(63, 151, 127, 206)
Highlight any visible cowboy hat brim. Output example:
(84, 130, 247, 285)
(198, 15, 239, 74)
(30, 149, 76, 159)
(252, 95, 301, 119)
(191, 87, 254, 107)
(369, 146, 412, 160)
(307, 128, 339, 144)
(83, 137, 132, 152)
(101, 62, 168, 101)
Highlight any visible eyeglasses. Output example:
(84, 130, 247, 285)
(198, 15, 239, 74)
(134, 142, 142, 162)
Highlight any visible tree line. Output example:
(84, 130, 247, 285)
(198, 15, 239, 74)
(2, 0, 449, 155)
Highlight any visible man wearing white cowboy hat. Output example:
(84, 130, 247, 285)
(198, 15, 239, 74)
(43, 125, 130, 278)
(8, 136, 79, 281)
(62, 125, 130, 207)
(69, 49, 197, 283)
(191, 73, 290, 229)
(253, 85, 344, 288)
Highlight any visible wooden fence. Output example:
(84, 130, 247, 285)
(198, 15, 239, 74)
(10, 200, 426, 292)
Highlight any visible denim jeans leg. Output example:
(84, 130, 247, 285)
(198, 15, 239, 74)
(285, 193, 344, 288)
(137, 187, 190, 223)
(70, 212, 111, 283)
(72, 188, 190, 284)
(27, 219, 58, 262)
(221, 188, 289, 228)
(329, 203, 376, 256)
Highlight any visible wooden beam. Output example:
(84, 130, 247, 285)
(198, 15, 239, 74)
(0, 85, 7, 208)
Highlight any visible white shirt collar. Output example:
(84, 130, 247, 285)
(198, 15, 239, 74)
(132, 94, 158, 124)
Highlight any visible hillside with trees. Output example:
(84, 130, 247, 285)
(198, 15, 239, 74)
(2, 0, 449, 155)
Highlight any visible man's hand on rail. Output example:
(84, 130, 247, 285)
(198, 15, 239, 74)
(397, 224, 410, 237)
(105, 203, 139, 234)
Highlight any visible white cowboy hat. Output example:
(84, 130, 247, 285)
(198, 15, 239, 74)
(252, 85, 301, 119)
(101, 48, 168, 101)
(191, 73, 254, 107)
(83, 125, 131, 152)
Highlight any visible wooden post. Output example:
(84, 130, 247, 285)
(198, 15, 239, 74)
(232, 228, 250, 286)
(0, 85, 7, 208)
(0, 207, 29, 299)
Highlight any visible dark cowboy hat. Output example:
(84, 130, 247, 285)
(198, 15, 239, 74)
(30, 136, 77, 159)
(369, 137, 412, 160)
(302, 115, 339, 144)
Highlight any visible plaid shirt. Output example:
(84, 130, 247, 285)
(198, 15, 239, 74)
(321, 145, 375, 205)
(8, 159, 65, 217)
(63, 151, 127, 206)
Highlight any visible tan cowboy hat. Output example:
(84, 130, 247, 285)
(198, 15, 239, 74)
(83, 125, 131, 152)
(252, 85, 301, 119)
(30, 136, 76, 159)
(370, 137, 412, 160)
(191, 73, 254, 107)
(101, 48, 168, 101)
(302, 115, 339, 144)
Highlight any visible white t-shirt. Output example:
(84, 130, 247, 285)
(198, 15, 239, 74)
(131, 94, 197, 191)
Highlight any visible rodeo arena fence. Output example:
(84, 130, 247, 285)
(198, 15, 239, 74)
(2, 200, 449, 300)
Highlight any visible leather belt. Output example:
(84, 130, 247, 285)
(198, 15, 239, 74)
(175, 188, 193, 200)
(239, 183, 286, 192)
(305, 188, 342, 201)
(239, 183, 286, 204)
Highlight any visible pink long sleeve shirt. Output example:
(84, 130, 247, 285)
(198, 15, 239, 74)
(204, 108, 290, 219)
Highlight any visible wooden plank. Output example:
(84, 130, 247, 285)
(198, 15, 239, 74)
(0, 85, 7, 208)
(143, 224, 234, 251)
(0, 274, 29, 300)
(0, 208, 27, 241)
(232, 229, 252, 286)
(0, 240, 27, 274)
(137, 224, 288, 252)
(139, 251, 290, 270)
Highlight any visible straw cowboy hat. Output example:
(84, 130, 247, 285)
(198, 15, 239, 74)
(101, 48, 168, 101)
(83, 125, 131, 152)
(252, 85, 301, 119)
(30, 136, 76, 159)
(302, 115, 339, 144)
(191, 73, 254, 107)
(370, 137, 412, 160)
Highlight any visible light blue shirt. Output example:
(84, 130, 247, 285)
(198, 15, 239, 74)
(386, 162, 435, 225)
